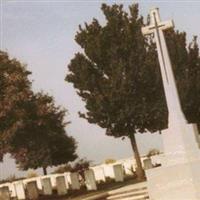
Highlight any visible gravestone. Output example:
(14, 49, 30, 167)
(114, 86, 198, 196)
(84, 169, 97, 190)
(14, 181, 26, 200)
(143, 158, 153, 170)
(23, 177, 42, 191)
(113, 164, 124, 182)
(49, 174, 58, 188)
(0, 183, 16, 199)
(65, 172, 80, 190)
(26, 181, 39, 200)
(102, 164, 115, 179)
(41, 177, 52, 195)
(142, 8, 200, 200)
(91, 166, 106, 182)
(56, 176, 68, 195)
(0, 186, 10, 200)
(43, 174, 59, 189)
(34, 177, 42, 191)
(151, 154, 164, 166)
(121, 158, 135, 175)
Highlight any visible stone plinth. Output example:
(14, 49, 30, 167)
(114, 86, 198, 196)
(26, 181, 39, 200)
(56, 176, 68, 195)
(84, 169, 97, 191)
(147, 160, 200, 200)
(0, 186, 10, 200)
(113, 164, 124, 182)
(41, 177, 52, 195)
(146, 124, 200, 200)
(14, 181, 26, 200)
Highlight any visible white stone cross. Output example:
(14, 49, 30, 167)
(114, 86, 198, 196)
(142, 8, 186, 127)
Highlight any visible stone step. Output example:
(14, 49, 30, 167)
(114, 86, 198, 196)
(108, 194, 149, 200)
(113, 196, 149, 200)
(107, 190, 148, 200)
(109, 187, 148, 196)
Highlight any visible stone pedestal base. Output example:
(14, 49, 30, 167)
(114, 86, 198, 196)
(147, 123, 200, 200)
(147, 160, 200, 200)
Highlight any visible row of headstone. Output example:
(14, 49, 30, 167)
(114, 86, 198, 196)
(0, 172, 81, 200)
(0, 159, 154, 199)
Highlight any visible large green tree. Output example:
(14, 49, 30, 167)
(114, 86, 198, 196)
(0, 51, 32, 160)
(66, 3, 200, 180)
(10, 92, 77, 175)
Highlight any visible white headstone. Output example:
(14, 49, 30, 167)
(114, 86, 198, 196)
(142, 8, 200, 200)
(120, 158, 135, 175)
(56, 176, 68, 195)
(151, 154, 164, 166)
(42, 174, 59, 189)
(143, 158, 153, 170)
(91, 166, 106, 182)
(14, 181, 26, 200)
(0, 186, 10, 200)
(113, 164, 124, 182)
(102, 164, 115, 179)
(65, 172, 80, 190)
(26, 181, 39, 200)
(41, 177, 52, 195)
(0, 183, 16, 198)
(84, 169, 97, 190)
(23, 177, 42, 191)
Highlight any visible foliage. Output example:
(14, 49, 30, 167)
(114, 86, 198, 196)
(146, 148, 160, 158)
(104, 158, 116, 164)
(53, 164, 73, 174)
(65, 3, 160, 180)
(0, 51, 32, 160)
(66, 3, 200, 135)
(66, 4, 164, 136)
(10, 92, 78, 173)
(27, 171, 38, 178)
(71, 158, 92, 180)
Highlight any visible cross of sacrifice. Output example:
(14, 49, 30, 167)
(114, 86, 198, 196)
(141, 8, 186, 126)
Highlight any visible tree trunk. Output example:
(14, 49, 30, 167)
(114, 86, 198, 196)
(129, 133, 145, 181)
(43, 167, 47, 175)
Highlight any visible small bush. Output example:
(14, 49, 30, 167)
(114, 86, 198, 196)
(53, 164, 72, 174)
(27, 171, 38, 178)
(104, 158, 116, 164)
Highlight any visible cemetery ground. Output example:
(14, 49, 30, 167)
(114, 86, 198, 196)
(0, 155, 153, 200)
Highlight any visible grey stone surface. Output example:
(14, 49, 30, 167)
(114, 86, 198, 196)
(143, 158, 153, 170)
(26, 181, 39, 200)
(56, 176, 67, 195)
(142, 8, 200, 200)
(65, 172, 80, 190)
(0, 186, 10, 200)
(41, 177, 53, 195)
(14, 181, 26, 200)
(84, 169, 97, 190)
(113, 164, 124, 182)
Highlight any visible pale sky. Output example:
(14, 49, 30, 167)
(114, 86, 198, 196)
(0, 0, 200, 179)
